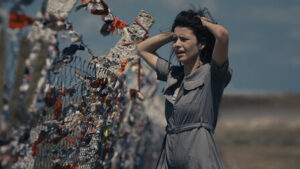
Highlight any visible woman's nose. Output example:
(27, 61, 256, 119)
(173, 39, 181, 48)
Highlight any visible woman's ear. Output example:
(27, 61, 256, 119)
(198, 43, 205, 50)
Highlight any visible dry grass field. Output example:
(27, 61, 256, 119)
(215, 93, 300, 169)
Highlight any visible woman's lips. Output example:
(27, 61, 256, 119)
(175, 50, 184, 56)
(176, 51, 184, 57)
(176, 50, 184, 54)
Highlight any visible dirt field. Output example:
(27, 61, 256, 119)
(216, 128, 300, 169)
(215, 94, 300, 169)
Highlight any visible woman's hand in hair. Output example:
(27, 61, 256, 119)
(199, 16, 213, 27)
(197, 16, 229, 66)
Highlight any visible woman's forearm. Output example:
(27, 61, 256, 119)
(136, 32, 174, 69)
(137, 32, 174, 53)
(200, 17, 229, 66)
(204, 22, 229, 43)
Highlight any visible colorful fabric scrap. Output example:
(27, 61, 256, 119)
(8, 13, 35, 29)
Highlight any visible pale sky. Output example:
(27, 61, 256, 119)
(2, 0, 300, 94)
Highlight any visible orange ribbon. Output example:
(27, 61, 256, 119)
(8, 12, 35, 29)
(107, 17, 127, 34)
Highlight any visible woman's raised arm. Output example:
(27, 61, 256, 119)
(136, 32, 174, 70)
(200, 17, 229, 66)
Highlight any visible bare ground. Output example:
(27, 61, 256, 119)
(215, 94, 300, 169)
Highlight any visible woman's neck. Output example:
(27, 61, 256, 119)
(183, 59, 203, 76)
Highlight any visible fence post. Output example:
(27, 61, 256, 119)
(8, 37, 31, 127)
(0, 28, 6, 129)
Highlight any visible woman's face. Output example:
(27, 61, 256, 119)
(173, 26, 201, 64)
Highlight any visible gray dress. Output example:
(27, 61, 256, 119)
(155, 57, 232, 169)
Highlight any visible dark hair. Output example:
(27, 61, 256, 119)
(170, 8, 216, 65)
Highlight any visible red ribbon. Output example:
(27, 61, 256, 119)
(32, 136, 45, 156)
(8, 12, 35, 29)
(63, 137, 76, 144)
(89, 0, 109, 16)
(53, 96, 62, 120)
(107, 17, 127, 34)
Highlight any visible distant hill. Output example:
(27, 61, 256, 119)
(221, 93, 300, 109)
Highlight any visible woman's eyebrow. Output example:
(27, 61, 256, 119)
(176, 34, 185, 37)
(178, 35, 188, 39)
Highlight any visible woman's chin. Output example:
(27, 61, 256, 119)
(176, 55, 185, 62)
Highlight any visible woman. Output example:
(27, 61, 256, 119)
(137, 8, 232, 169)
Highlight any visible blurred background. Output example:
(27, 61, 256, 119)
(1, 0, 300, 169)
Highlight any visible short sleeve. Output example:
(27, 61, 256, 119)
(210, 59, 232, 88)
(156, 57, 170, 81)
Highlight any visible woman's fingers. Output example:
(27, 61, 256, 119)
(196, 16, 215, 27)
(199, 16, 214, 27)
(200, 17, 212, 23)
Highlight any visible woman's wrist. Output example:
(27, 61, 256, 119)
(161, 32, 176, 42)
(137, 32, 175, 53)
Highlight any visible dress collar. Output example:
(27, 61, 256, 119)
(163, 63, 210, 95)
(183, 63, 210, 90)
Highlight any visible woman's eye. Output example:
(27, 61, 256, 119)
(180, 38, 187, 41)
(172, 37, 188, 43)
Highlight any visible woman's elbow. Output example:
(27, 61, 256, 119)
(136, 43, 142, 55)
(216, 27, 229, 43)
(136, 43, 148, 56)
